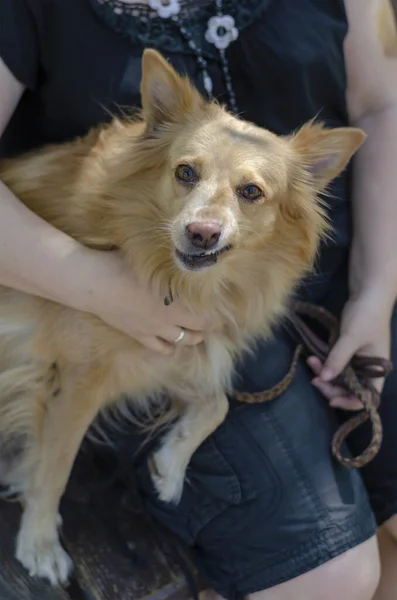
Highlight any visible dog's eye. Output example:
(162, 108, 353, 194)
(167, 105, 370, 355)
(239, 184, 263, 202)
(175, 164, 196, 183)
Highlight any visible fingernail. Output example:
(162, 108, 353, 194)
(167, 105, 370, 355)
(321, 367, 334, 382)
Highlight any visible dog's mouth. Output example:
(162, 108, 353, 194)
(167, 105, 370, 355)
(175, 245, 232, 271)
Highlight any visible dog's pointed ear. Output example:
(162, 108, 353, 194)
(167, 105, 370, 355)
(291, 122, 366, 191)
(140, 49, 204, 130)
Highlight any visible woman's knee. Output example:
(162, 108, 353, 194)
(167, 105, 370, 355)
(248, 537, 380, 600)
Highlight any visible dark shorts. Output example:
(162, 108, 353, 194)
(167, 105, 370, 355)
(121, 250, 397, 599)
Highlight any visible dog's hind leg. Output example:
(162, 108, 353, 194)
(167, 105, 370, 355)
(149, 392, 229, 504)
(15, 365, 106, 587)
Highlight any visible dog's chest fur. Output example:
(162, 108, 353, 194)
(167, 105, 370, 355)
(101, 331, 237, 408)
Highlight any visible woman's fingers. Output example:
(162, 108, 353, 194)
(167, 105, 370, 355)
(160, 328, 206, 346)
(307, 356, 363, 410)
(306, 356, 323, 375)
(138, 328, 206, 356)
(311, 377, 363, 410)
(139, 336, 175, 355)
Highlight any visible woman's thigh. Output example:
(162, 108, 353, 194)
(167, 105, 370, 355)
(134, 330, 377, 600)
(248, 537, 379, 600)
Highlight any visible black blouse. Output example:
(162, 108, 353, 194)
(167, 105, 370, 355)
(0, 0, 352, 284)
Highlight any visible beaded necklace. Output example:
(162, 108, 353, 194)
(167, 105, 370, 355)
(99, 0, 239, 113)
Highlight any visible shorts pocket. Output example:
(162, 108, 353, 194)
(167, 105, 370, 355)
(185, 436, 243, 540)
(137, 406, 282, 547)
(135, 433, 243, 546)
(186, 412, 282, 541)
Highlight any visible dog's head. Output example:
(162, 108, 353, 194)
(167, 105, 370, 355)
(104, 50, 365, 299)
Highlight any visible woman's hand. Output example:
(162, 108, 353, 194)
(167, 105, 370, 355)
(77, 250, 212, 355)
(307, 288, 393, 410)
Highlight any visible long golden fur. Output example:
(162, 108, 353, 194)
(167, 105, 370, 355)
(0, 49, 365, 585)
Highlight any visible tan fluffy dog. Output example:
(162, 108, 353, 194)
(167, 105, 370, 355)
(0, 49, 364, 585)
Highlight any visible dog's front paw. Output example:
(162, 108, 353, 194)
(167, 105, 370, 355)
(148, 451, 186, 504)
(16, 528, 73, 586)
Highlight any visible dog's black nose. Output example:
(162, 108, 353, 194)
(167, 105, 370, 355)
(186, 221, 222, 249)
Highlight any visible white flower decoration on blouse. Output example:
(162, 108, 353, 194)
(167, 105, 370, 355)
(205, 15, 239, 50)
(148, 0, 181, 19)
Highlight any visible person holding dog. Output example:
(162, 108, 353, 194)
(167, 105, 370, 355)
(0, 1, 397, 599)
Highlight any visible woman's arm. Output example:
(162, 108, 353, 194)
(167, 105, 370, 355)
(0, 57, 208, 352)
(0, 57, 104, 307)
(344, 0, 397, 300)
(309, 0, 397, 403)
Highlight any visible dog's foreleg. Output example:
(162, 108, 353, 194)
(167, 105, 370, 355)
(149, 392, 229, 503)
(15, 368, 104, 587)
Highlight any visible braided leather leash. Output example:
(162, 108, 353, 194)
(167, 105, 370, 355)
(234, 301, 393, 468)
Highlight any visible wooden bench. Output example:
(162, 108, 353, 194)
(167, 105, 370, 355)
(0, 447, 196, 600)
